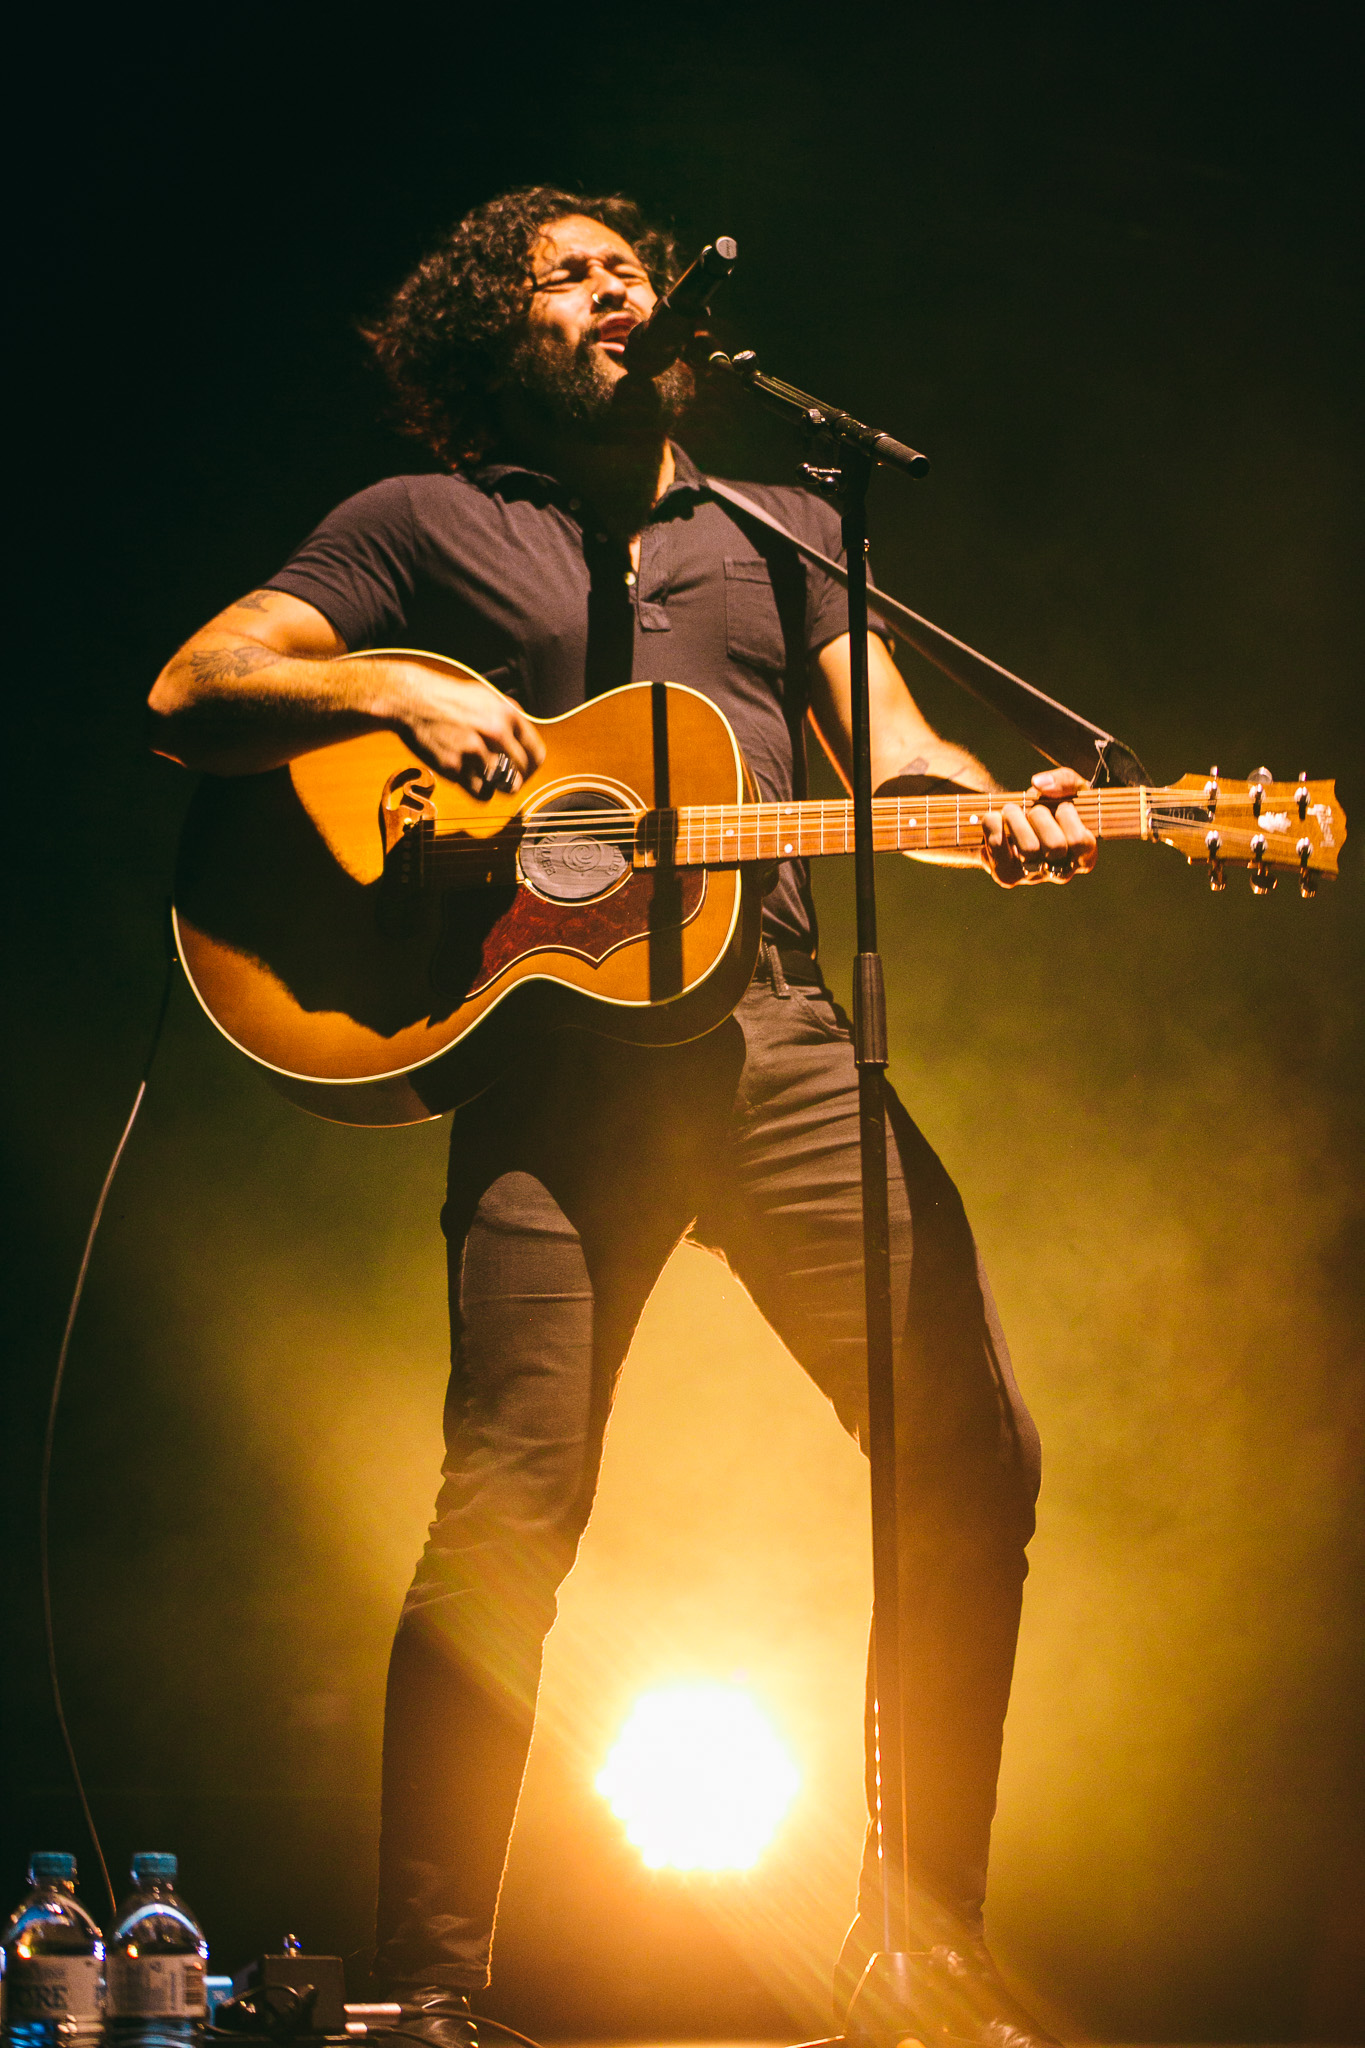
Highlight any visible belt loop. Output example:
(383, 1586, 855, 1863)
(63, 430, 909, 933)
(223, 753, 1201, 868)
(765, 941, 793, 998)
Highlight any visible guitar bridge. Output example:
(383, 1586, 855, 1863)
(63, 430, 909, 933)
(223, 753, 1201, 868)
(378, 767, 438, 939)
(381, 766, 437, 888)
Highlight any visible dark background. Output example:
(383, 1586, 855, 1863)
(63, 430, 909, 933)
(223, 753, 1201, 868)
(4, 2, 1362, 2041)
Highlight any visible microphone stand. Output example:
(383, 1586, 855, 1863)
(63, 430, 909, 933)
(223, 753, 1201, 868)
(708, 347, 931, 2048)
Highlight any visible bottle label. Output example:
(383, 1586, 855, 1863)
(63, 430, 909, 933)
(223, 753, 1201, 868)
(3, 1956, 104, 2021)
(107, 1956, 206, 2017)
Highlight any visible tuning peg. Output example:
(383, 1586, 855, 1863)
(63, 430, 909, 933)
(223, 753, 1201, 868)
(1249, 843, 1275, 895)
(1205, 828, 1225, 891)
(1298, 836, 1316, 899)
(1247, 831, 1276, 895)
(1250, 766, 1272, 785)
(1297, 772, 1310, 820)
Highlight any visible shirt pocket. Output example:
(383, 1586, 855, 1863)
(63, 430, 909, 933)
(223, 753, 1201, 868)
(724, 557, 786, 673)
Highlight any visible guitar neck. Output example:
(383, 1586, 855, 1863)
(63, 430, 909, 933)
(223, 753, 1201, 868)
(658, 787, 1155, 866)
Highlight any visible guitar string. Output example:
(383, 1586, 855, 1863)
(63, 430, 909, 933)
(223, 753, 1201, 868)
(411, 802, 1268, 870)
(418, 803, 1195, 845)
(410, 828, 1311, 883)
(421, 798, 1215, 831)
(419, 794, 1161, 845)
(414, 840, 1306, 881)
(390, 789, 1319, 842)
(426, 794, 1158, 825)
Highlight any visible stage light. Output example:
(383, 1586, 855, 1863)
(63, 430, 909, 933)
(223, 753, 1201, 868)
(596, 1680, 801, 1871)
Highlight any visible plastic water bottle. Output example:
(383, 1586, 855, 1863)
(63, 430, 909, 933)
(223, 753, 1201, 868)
(0, 1852, 104, 2048)
(104, 1857, 207, 2040)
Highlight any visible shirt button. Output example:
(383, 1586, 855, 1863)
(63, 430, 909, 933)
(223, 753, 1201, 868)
(568, 497, 581, 511)
(623, 570, 637, 586)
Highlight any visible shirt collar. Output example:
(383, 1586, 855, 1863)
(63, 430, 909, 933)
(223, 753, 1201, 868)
(470, 441, 705, 514)
(662, 442, 705, 498)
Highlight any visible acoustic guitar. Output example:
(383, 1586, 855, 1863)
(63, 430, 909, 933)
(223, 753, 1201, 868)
(172, 652, 1346, 1126)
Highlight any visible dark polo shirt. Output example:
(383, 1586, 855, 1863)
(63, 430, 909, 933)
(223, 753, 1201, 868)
(265, 444, 855, 950)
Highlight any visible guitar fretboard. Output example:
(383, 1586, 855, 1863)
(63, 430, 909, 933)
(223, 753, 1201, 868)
(641, 788, 1155, 865)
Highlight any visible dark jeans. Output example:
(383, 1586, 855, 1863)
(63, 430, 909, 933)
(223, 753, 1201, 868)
(375, 977, 1041, 1991)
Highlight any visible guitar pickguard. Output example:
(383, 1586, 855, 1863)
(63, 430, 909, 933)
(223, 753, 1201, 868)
(431, 868, 707, 1000)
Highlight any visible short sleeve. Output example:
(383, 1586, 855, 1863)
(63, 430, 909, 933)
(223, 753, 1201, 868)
(265, 477, 420, 649)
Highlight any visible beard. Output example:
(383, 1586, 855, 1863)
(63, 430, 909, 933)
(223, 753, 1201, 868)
(503, 325, 693, 446)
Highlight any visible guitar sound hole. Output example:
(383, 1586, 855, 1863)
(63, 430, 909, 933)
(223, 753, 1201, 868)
(520, 788, 632, 902)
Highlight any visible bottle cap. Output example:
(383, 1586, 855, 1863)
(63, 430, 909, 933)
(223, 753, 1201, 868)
(130, 1852, 178, 1884)
(29, 1852, 77, 1884)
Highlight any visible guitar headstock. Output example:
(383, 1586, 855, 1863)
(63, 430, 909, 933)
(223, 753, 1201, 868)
(1155, 769, 1345, 896)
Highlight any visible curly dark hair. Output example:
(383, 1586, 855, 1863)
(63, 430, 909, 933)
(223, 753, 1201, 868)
(364, 185, 678, 470)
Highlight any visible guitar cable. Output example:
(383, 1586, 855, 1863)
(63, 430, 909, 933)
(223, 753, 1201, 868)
(38, 924, 551, 2048)
(39, 907, 178, 1927)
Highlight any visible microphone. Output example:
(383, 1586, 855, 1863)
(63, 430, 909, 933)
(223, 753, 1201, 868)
(623, 237, 738, 377)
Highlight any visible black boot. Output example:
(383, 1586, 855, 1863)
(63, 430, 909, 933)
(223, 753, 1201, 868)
(376, 1990, 479, 2048)
(836, 1906, 1061, 2048)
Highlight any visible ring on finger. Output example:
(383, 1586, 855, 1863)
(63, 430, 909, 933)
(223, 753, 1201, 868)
(489, 751, 519, 792)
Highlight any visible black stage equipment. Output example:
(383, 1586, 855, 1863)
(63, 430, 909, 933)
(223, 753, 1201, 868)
(228, 1946, 347, 2036)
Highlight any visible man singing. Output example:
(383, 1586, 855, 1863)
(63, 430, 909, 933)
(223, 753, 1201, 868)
(149, 185, 1095, 2048)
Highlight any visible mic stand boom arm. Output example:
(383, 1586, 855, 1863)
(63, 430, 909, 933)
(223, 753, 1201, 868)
(709, 346, 931, 480)
(706, 349, 1148, 785)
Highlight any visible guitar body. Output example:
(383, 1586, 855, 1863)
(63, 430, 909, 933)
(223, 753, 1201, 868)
(174, 666, 763, 1126)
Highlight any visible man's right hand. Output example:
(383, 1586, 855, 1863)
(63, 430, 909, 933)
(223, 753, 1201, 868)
(371, 657, 544, 794)
(148, 585, 545, 791)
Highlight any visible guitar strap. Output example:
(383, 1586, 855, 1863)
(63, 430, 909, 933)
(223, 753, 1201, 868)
(703, 475, 1149, 787)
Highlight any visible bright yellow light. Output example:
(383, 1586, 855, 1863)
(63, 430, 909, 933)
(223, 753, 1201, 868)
(596, 1681, 801, 1871)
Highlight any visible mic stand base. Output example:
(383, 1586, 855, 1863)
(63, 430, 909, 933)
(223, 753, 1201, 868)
(843, 1952, 932, 2048)
(784, 1954, 933, 2048)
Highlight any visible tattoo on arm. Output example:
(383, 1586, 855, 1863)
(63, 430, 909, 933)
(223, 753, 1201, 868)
(230, 590, 275, 613)
(884, 748, 999, 797)
(183, 645, 282, 688)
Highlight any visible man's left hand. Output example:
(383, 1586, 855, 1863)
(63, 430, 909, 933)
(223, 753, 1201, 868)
(983, 767, 1097, 888)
